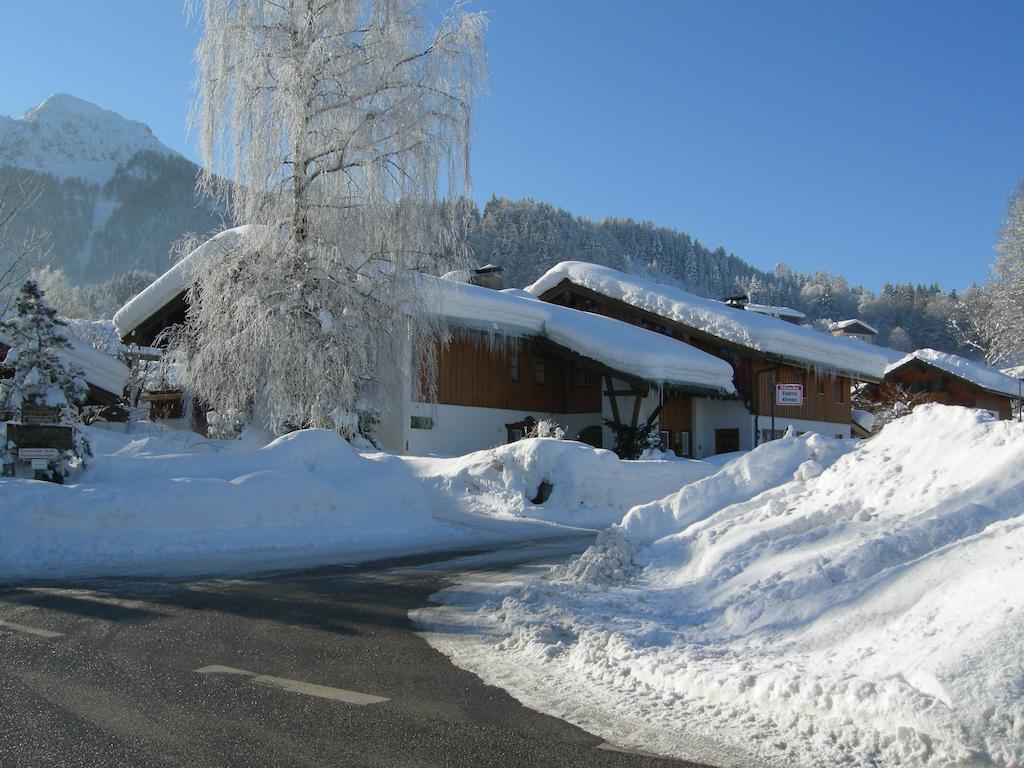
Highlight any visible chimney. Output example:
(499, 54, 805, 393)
(470, 264, 504, 290)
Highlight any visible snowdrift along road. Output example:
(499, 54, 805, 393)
(417, 405, 1024, 767)
(0, 425, 712, 581)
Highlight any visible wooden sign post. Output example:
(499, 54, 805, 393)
(5, 420, 74, 482)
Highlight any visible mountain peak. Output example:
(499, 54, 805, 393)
(23, 94, 141, 126)
(1, 94, 181, 184)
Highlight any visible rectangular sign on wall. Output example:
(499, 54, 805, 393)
(776, 383, 804, 406)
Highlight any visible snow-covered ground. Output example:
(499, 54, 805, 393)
(416, 405, 1024, 767)
(0, 424, 713, 581)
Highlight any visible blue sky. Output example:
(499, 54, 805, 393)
(1, 1, 1021, 292)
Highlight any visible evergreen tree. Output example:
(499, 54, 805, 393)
(1, 280, 89, 478)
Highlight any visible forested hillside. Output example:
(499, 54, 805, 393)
(0, 151, 224, 283)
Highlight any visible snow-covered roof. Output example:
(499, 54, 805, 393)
(427, 275, 736, 394)
(1001, 364, 1024, 380)
(113, 226, 251, 339)
(744, 303, 805, 319)
(526, 262, 888, 380)
(0, 330, 129, 398)
(830, 319, 878, 335)
(886, 348, 1023, 399)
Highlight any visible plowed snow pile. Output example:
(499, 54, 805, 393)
(0, 426, 712, 580)
(416, 405, 1024, 767)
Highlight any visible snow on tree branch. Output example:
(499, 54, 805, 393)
(180, 0, 487, 435)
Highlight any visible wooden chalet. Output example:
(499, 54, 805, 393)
(830, 319, 878, 344)
(113, 229, 738, 456)
(864, 348, 1021, 420)
(526, 262, 890, 454)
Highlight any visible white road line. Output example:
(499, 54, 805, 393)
(25, 588, 156, 611)
(0, 619, 64, 639)
(195, 665, 389, 705)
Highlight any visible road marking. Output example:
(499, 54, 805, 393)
(195, 665, 389, 705)
(26, 588, 156, 611)
(0, 619, 64, 639)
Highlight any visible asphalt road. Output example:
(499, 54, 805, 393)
(0, 542, 709, 768)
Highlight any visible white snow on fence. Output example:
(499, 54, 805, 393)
(527, 261, 889, 379)
(427, 275, 737, 393)
(887, 347, 1024, 398)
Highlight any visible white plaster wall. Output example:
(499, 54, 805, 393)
(692, 398, 754, 458)
(600, 379, 664, 452)
(399, 401, 602, 457)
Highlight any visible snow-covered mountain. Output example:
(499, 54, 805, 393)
(0, 95, 225, 283)
(0, 94, 180, 184)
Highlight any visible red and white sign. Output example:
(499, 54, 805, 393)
(776, 383, 804, 406)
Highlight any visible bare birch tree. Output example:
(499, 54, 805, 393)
(180, 0, 486, 435)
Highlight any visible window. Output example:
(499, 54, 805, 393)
(510, 349, 520, 382)
(760, 428, 786, 444)
(817, 373, 825, 395)
(659, 430, 670, 451)
(410, 416, 434, 430)
(571, 363, 591, 387)
(834, 377, 845, 403)
(533, 357, 546, 385)
(679, 431, 691, 457)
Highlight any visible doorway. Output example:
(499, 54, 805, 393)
(714, 428, 740, 455)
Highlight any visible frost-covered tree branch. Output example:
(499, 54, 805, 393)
(0, 176, 49, 316)
(180, 0, 486, 435)
(952, 183, 1024, 366)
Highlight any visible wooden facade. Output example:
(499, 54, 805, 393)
(658, 394, 693, 456)
(872, 360, 1014, 420)
(734, 359, 851, 428)
(429, 333, 602, 415)
(539, 280, 854, 429)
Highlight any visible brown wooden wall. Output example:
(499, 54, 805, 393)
(735, 359, 852, 425)
(429, 333, 602, 414)
(548, 285, 853, 426)
(659, 394, 693, 456)
(884, 365, 1014, 419)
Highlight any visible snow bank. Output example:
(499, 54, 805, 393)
(888, 347, 1024, 398)
(418, 405, 1024, 767)
(0, 426, 713, 581)
(526, 261, 889, 379)
(619, 428, 851, 545)
(416, 438, 715, 530)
